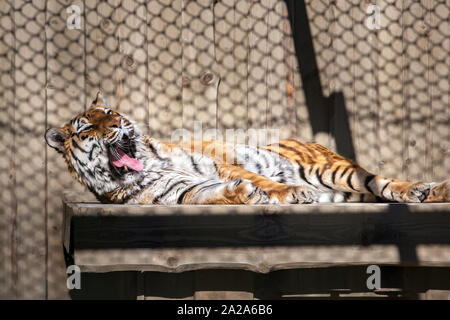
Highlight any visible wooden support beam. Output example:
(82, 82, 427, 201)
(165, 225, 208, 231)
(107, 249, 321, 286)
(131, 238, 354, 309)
(63, 191, 450, 274)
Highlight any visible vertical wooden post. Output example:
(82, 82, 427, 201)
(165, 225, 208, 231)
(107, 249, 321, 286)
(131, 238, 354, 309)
(181, 0, 219, 133)
(267, 0, 291, 140)
(214, 0, 250, 132)
(403, 0, 430, 182)
(247, 0, 269, 131)
(45, 0, 87, 299)
(11, 0, 47, 299)
(376, 0, 406, 180)
(283, 3, 297, 138)
(0, 0, 14, 299)
(429, 0, 449, 181)
(110, 0, 149, 132)
(342, 0, 381, 174)
(146, 0, 183, 140)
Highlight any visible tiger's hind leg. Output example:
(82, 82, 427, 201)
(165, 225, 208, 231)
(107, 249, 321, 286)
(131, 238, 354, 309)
(302, 163, 431, 203)
(269, 139, 431, 203)
(424, 180, 450, 202)
(360, 175, 431, 203)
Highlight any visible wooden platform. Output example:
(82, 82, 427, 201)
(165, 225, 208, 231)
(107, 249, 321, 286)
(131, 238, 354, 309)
(62, 191, 450, 299)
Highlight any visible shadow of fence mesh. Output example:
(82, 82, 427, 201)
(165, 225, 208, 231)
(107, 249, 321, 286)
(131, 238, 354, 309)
(0, 0, 448, 299)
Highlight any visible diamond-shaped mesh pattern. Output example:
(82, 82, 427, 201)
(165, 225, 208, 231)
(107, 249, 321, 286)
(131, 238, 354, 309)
(0, 0, 448, 299)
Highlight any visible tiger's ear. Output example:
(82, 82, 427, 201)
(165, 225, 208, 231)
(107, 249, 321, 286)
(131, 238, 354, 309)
(45, 128, 67, 154)
(92, 91, 107, 107)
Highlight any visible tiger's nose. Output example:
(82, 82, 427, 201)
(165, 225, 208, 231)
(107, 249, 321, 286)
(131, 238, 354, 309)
(109, 117, 121, 128)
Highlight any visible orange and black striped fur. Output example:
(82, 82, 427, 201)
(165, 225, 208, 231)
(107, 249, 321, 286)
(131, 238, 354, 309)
(45, 92, 449, 205)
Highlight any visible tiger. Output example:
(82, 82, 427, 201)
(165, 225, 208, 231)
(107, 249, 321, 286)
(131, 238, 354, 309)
(45, 92, 449, 205)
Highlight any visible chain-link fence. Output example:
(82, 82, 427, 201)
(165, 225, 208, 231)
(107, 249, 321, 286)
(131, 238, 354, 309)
(0, 0, 448, 299)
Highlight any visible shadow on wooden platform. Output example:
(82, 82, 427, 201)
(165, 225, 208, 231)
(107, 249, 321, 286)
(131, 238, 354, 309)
(69, 267, 450, 300)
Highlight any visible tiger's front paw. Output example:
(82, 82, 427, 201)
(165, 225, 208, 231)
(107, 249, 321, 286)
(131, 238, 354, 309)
(268, 185, 319, 204)
(226, 178, 270, 204)
(288, 186, 319, 204)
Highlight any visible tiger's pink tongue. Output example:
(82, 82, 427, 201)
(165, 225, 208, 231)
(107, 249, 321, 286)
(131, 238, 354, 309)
(112, 148, 143, 171)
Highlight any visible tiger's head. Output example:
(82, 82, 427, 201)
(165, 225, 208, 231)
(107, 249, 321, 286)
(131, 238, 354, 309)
(45, 92, 147, 198)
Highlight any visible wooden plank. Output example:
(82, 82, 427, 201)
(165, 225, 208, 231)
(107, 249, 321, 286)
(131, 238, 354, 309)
(84, 0, 137, 110)
(255, 266, 450, 298)
(84, 0, 108, 104)
(350, 1, 379, 174)
(282, 1, 297, 139)
(147, 0, 183, 140)
(73, 245, 403, 273)
(0, 0, 14, 299)
(63, 189, 98, 204)
(422, 0, 434, 182)
(143, 271, 195, 299)
(84, 0, 149, 130)
(285, 4, 314, 141)
(372, 0, 406, 180)
(265, 0, 290, 139)
(69, 271, 139, 299)
(364, 0, 381, 176)
(306, 0, 333, 148)
(194, 291, 253, 300)
(285, 0, 329, 147)
(45, 0, 87, 300)
(289, 1, 312, 143)
(429, 0, 449, 181)
(421, 290, 450, 300)
(65, 201, 450, 216)
(247, 0, 293, 142)
(214, 0, 250, 132)
(64, 201, 450, 273)
(13, 0, 47, 299)
(181, 0, 219, 133)
(326, 2, 336, 150)
(194, 270, 254, 299)
(67, 267, 450, 299)
(331, 0, 355, 152)
(247, 0, 269, 131)
(403, 1, 431, 182)
(110, 0, 148, 131)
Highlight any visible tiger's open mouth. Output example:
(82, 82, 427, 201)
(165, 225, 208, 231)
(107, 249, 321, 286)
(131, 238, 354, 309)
(108, 135, 143, 175)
